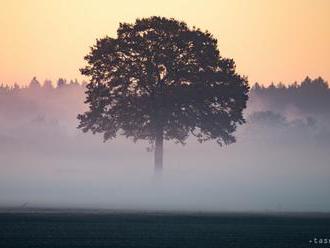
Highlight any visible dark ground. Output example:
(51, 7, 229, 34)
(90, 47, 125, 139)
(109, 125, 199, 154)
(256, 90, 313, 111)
(0, 211, 329, 248)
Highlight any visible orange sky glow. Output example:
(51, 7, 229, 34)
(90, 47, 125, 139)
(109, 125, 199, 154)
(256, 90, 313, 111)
(0, 0, 329, 86)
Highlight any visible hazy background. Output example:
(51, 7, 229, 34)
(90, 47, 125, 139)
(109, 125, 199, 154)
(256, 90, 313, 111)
(0, 77, 329, 212)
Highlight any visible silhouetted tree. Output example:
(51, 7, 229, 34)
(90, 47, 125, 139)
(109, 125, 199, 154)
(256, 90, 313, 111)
(78, 16, 249, 171)
(301, 76, 328, 90)
(29, 77, 41, 89)
(57, 78, 66, 88)
(253, 82, 263, 91)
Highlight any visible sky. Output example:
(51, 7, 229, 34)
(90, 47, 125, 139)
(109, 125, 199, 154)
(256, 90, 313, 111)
(0, 0, 329, 86)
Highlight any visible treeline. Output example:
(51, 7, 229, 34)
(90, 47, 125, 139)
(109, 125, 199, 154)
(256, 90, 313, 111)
(1, 75, 329, 122)
(1, 75, 328, 95)
(250, 76, 330, 116)
(0, 77, 87, 94)
(0, 75, 329, 123)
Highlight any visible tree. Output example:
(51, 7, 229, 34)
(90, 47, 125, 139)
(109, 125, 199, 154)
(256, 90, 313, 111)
(78, 16, 249, 171)
(29, 76, 41, 89)
(57, 78, 67, 88)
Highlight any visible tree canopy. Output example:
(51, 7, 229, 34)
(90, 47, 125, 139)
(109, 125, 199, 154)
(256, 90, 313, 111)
(78, 16, 249, 149)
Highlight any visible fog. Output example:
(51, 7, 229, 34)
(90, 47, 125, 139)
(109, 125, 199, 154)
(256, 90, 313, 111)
(0, 77, 329, 212)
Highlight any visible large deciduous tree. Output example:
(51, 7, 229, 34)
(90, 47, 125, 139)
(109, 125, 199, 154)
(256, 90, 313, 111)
(78, 16, 249, 171)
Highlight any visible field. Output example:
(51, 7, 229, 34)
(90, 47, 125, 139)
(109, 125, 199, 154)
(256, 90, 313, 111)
(0, 211, 329, 248)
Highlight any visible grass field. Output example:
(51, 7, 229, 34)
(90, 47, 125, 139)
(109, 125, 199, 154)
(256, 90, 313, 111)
(0, 211, 329, 248)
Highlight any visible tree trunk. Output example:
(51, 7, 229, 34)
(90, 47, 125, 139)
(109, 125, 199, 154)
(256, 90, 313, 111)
(154, 129, 163, 172)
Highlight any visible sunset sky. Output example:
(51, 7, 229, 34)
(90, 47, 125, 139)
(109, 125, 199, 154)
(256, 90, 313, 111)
(0, 0, 329, 87)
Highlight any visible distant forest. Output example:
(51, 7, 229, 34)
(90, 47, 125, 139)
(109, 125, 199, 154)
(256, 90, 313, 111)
(1, 76, 329, 118)
(1, 76, 329, 101)
(250, 76, 330, 116)
(1, 76, 330, 148)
